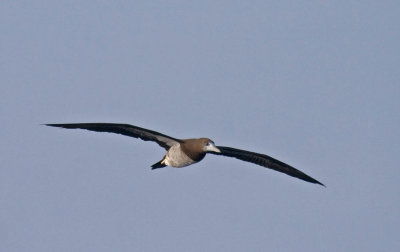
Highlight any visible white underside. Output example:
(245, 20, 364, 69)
(162, 144, 197, 167)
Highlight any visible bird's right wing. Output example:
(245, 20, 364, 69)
(45, 123, 181, 150)
(212, 146, 324, 186)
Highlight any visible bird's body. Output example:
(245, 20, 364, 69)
(157, 138, 220, 168)
(45, 123, 324, 186)
(163, 143, 197, 167)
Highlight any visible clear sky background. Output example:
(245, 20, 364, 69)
(1, 1, 399, 251)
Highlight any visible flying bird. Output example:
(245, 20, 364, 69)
(45, 123, 324, 186)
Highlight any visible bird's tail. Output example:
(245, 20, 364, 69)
(151, 157, 167, 169)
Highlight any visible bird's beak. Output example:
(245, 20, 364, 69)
(206, 144, 221, 153)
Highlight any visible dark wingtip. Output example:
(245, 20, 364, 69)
(43, 123, 59, 127)
(303, 175, 325, 187)
(43, 123, 74, 128)
(310, 178, 325, 187)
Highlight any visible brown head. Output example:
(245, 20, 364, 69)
(180, 138, 221, 162)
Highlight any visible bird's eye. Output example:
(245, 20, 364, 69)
(206, 142, 215, 146)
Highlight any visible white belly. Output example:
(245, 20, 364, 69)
(163, 144, 197, 167)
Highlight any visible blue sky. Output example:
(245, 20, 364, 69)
(1, 1, 399, 251)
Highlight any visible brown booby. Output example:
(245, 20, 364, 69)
(45, 123, 324, 186)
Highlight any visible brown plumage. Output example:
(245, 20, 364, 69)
(45, 123, 325, 186)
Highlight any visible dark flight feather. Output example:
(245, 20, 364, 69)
(212, 146, 325, 186)
(45, 123, 181, 150)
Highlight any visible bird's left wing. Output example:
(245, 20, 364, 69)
(211, 146, 324, 186)
(45, 123, 181, 150)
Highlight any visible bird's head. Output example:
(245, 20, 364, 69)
(200, 138, 221, 153)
